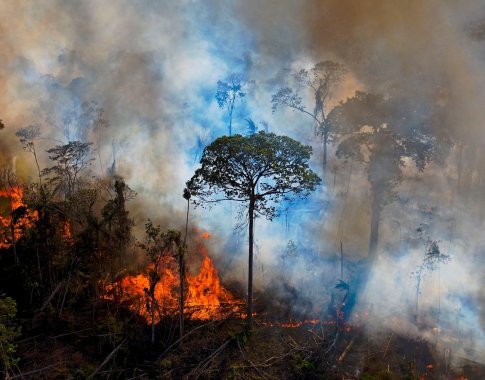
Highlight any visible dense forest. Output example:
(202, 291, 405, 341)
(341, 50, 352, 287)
(2, 1, 485, 379)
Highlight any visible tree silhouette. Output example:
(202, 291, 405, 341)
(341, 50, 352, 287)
(272, 61, 346, 172)
(215, 73, 249, 136)
(140, 221, 182, 344)
(328, 91, 441, 262)
(16, 125, 42, 184)
(42, 141, 94, 199)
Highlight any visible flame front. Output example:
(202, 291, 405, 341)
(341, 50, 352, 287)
(105, 235, 243, 324)
(185, 255, 240, 320)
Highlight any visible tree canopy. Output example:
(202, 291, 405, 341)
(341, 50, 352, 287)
(187, 131, 321, 219)
(328, 91, 443, 260)
(215, 73, 250, 136)
(42, 141, 94, 198)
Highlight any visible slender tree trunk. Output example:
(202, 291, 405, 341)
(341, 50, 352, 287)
(179, 198, 189, 345)
(247, 196, 255, 329)
(33, 146, 42, 185)
(368, 201, 381, 263)
(10, 221, 18, 264)
(151, 289, 156, 345)
(36, 244, 43, 287)
(228, 101, 234, 136)
(323, 129, 328, 173)
(59, 257, 75, 317)
(178, 251, 185, 343)
(415, 266, 423, 323)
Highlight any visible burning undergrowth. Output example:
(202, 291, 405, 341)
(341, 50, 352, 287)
(0, 186, 37, 250)
(104, 231, 245, 323)
(102, 228, 356, 328)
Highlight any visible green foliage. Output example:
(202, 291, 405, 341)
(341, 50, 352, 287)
(0, 294, 21, 375)
(230, 328, 249, 348)
(187, 131, 321, 220)
(289, 352, 319, 378)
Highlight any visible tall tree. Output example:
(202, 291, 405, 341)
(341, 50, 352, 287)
(272, 61, 347, 172)
(215, 73, 249, 136)
(187, 131, 320, 327)
(179, 187, 191, 344)
(101, 176, 135, 277)
(42, 141, 94, 199)
(328, 91, 442, 262)
(16, 124, 43, 184)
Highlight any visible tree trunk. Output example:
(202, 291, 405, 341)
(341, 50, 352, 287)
(36, 244, 43, 287)
(415, 266, 423, 323)
(323, 129, 328, 173)
(178, 251, 185, 344)
(368, 201, 381, 263)
(247, 197, 255, 329)
(33, 146, 42, 185)
(179, 198, 190, 345)
(151, 295, 156, 345)
(10, 221, 18, 264)
(228, 101, 234, 136)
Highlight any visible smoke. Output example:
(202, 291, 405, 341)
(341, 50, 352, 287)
(1, 0, 485, 362)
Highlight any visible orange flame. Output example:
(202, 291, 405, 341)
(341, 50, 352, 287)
(185, 255, 240, 319)
(0, 186, 36, 249)
(104, 234, 243, 323)
(62, 221, 73, 242)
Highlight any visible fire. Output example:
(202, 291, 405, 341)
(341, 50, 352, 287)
(0, 186, 36, 249)
(275, 320, 319, 328)
(105, 234, 243, 324)
(62, 221, 73, 242)
(185, 255, 240, 319)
